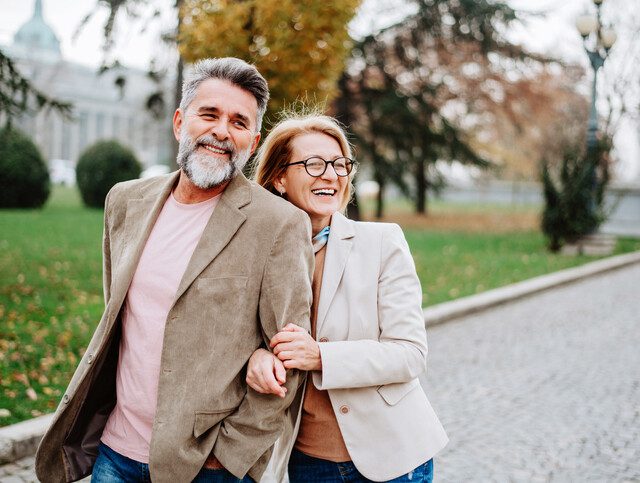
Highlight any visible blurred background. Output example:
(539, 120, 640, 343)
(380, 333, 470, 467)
(0, 0, 639, 480)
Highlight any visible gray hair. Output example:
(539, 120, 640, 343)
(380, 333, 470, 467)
(179, 57, 269, 131)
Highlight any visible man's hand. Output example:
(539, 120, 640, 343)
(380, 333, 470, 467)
(270, 323, 322, 371)
(246, 348, 287, 398)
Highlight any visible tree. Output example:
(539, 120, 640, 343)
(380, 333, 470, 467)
(76, 140, 142, 208)
(179, 0, 361, 123)
(471, 64, 590, 180)
(0, 125, 50, 208)
(541, 135, 611, 252)
(335, 0, 575, 216)
(0, 49, 71, 128)
(76, 0, 182, 166)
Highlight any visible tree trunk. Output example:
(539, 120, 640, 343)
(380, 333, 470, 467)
(375, 176, 385, 219)
(346, 189, 360, 220)
(335, 72, 360, 221)
(169, 0, 184, 171)
(415, 158, 427, 215)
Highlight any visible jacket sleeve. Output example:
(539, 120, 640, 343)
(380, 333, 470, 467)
(102, 189, 113, 306)
(313, 224, 428, 390)
(212, 208, 314, 479)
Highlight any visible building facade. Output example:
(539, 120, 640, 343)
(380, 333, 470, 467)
(3, 0, 174, 168)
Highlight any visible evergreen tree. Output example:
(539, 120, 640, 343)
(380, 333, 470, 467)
(337, 0, 552, 215)
(541, 137, 611, 252)
(0, 49, 71, 128)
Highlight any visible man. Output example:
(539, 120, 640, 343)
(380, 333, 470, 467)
(35, 58, 314, 483)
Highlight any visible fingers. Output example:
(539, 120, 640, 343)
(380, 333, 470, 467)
(247, 364, 286, 397)
(275, 350, 295, 362)
(272, 341, 294, 356)
(271, 329, 313, 349)
(246, 349, 287, 397)
(270, 331, 296, 348)
(274, 358, 287, 384)
(282, 323, 306, 332)
(264, 368, 287, 398)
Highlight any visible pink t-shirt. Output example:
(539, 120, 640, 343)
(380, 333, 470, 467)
(101, 191, 220, 463)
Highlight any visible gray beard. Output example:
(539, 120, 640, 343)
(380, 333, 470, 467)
(176, 131, 252, 190)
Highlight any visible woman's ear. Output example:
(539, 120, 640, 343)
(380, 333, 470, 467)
(273, 177, 286, 195)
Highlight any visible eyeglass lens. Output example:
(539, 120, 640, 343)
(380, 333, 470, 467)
(305, 157, 352, 177)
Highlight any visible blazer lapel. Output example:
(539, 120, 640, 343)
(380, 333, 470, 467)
(316, 212, 355, 335)
(109, 172, 179, 315)
(172, 173, 252, 303)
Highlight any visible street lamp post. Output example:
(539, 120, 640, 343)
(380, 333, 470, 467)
(575, 0, 616, 226)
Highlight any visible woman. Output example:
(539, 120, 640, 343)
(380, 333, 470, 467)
(249, 114, 448, 482)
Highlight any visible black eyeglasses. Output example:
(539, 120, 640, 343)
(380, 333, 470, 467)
(284, 156, 356, 177)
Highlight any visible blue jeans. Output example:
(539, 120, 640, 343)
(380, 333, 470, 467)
(287, 449, 434, 482)
(92, 443, 253, 482)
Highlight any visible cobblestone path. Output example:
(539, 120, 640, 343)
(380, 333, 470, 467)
(3, 263, 639, 482)
(423, 262, 640, 482)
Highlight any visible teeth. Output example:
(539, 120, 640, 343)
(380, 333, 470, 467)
(312, 189, 336, 196)
(202, 144, 227, 154)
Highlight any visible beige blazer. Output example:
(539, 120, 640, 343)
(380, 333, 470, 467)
(266, 212, 448, 482)
(35, 172, 314, 483)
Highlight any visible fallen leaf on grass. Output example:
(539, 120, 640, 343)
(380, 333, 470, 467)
(26, 387, 38, 400)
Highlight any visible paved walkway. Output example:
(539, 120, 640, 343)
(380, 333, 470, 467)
(422, 262, 640, 482)
(2, 263, 639, 482)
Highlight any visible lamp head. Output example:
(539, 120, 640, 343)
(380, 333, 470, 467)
(601, 28, 617, 49)
(576, 14, 598, 38)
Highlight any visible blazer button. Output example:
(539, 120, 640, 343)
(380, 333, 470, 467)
(319, 337, 329, 343)
(63, 394, 70, 404)
(87, 354, 93, 364)
(339, 405, 349, 414)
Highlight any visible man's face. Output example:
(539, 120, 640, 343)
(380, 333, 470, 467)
(173, 78, 261, 190)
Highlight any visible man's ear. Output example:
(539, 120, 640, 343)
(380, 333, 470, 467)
(172, 109, 183, 142)
(249, 132, 261, 155)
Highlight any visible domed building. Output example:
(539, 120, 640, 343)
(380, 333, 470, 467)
(2, 0, 173, 169)
(11, 0, 62, 62)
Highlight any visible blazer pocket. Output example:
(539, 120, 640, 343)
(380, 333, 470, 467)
(377, 378, 420, 406)
(193, 407, 237, 438)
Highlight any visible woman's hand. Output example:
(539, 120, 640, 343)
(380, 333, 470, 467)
(246, 348, 288, 398)
(270, 323, 322, 371)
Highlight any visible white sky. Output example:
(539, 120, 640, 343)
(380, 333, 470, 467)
(0, 0, 637, 181)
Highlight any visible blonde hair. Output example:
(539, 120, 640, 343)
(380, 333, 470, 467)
(253, 114, 356, 212)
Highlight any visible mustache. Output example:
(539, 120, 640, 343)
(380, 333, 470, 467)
(195, 135, 235, 154)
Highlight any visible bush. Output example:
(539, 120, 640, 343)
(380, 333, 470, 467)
(0, 125, 50, 208)
(541, 139, 610, 252)
(76, 140, 141, 208)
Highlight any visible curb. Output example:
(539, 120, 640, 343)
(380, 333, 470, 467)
(0, 414, 53, 464)
(424, 250, 640, 327)
(2, 251, 639, 466)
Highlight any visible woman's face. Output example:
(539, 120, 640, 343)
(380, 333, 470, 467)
(276, 132, 349, 229)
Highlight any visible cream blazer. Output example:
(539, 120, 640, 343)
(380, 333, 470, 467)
(264, 212, 448, 482)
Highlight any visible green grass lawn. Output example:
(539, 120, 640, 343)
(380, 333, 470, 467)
(0, 187, 104, 425)
(1, 186, 639, 426)
(405, 230, 639, 306)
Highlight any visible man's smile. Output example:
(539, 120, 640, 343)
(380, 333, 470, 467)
(199, 143, 231, 156)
